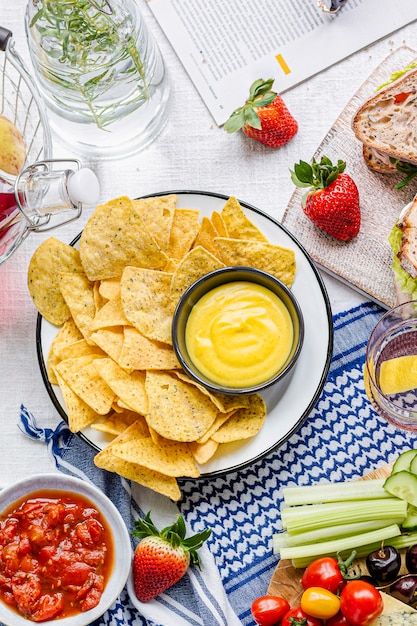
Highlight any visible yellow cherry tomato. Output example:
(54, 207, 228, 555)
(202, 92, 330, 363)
(301, 586, 341, 619)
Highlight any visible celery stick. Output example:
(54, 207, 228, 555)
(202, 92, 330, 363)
(291, 530, 417, 569)
(272, 518, 404, 553)
(282, 478, 389, 506)
(281, 498, 407, 533)
(279, 524, 401, 561)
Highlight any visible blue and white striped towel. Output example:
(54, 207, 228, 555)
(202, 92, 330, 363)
(19, 302, 417, 625)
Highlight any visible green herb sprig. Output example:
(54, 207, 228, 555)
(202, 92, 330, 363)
(30, 0, 149, 129)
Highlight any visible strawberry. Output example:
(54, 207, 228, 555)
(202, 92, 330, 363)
(290, 156, 361, 241)
(131, 512, 211, 602)
(224, 78, 298, 148)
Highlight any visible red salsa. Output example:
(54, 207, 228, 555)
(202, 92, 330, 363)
(0, 490, 114, 622)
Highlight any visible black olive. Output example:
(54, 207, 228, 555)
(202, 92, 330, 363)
(390, 575, 417, 604)
(360, 574, 378, 586)
(366, 545, 402, 583)
(406, 545, 417, 573)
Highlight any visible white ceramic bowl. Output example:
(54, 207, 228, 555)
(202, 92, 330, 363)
(0, 473, 132, 626)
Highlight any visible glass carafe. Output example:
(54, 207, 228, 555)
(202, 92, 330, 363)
(25, 0, 170, 158)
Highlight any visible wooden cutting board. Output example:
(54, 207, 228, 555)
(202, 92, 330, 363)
(268, 464, 393, 602)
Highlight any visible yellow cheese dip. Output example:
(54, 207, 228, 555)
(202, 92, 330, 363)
(185, 281, 294, 387)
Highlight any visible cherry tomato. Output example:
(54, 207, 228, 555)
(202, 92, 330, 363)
(301, 555, 355, 594)
(32, 593, 64, 622)
(251, 595, 290, 626)
(327, 611, 355, 626)
(282, 606, 324, 626)
(301, 587, 340, 620)
(340, 580, 383, 626)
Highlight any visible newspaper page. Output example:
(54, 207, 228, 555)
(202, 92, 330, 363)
(147, 0, 417, 125)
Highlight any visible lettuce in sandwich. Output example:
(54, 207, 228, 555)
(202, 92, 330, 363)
(389, 220, 417, 301)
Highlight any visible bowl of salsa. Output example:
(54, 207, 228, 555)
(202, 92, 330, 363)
(0, 473, 131, 625)
(172, 266, 304, 395)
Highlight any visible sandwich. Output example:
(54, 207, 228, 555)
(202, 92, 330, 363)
(352, 64, 417, 188)
(388, 194, 417, 303)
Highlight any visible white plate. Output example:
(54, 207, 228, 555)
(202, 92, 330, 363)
(36, 191, 333, 477)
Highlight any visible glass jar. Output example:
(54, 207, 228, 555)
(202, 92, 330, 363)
(0, 159, 99, 265)
(25, 0, 170, 158)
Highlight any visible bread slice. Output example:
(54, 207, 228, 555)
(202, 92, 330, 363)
(398, 196, 417, 229)
(362, 145, 398, 173)
(352, 68, 417, 166)
(395, 196, 417, 278)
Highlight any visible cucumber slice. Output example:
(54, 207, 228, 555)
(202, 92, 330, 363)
(384, 470, 417, 507)
(403, 505, 417, 530)
(392, 449, 417, 474)
(410, 454, 417, 476)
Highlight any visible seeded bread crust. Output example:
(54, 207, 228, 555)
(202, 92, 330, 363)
(396, 197, 417, 279)
(352, 69, 417, 166)
(362, 145, 398, 174)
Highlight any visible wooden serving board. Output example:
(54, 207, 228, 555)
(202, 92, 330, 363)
(268, 464, 394, 602)
(281, 46, 417, 310)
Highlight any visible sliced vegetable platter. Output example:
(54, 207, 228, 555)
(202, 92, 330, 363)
(268, 454, 417, 606)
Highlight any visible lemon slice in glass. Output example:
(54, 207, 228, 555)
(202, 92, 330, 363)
(379, 355, 417, 395)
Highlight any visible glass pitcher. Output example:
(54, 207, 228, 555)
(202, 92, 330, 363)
(25, 0, 170, 158)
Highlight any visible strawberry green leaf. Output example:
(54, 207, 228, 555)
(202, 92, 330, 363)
(291, 156, 347, 191)
(290, 161, 314, 186)
(131, 512, 211, 570)
(223, 108, 246, 133)
(244, 106, 262, 129)
(224, 78, 277, 134)
(249, 78, 275, 99)
(250, 92, 277, 107)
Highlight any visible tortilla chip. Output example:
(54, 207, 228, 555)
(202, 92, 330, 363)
(91, 411, 147, 436)
(54, 368, 100, 432)
(93, 280, 106, 311)
(121, 267, 175, 345)
(98, 277, 121, 301)
(58, 339, 105, 361)
(189, 439, 219, 464)
(119, 326, 180, 371)
(145, 371, 218, 441)
(170, 246, 225, 302)
(211, 394, 267, 442)
(197, 410, 238, 443)
(111, 435, 200, 478)
(211, 391, 252, 413)
(28, 237, 84, 326)
(172, 370, 249, 413)
(90, 327, 125, 364)
(211, 211, 228, 236)
(58, 272, 96, 342)
(221, 196, 268, 242)
(166, 208, 201, 260)
(89, 295, 131, 331)
(79, 196, 168, 281)
(94, 447, 181, 501)
(93, 358, 148, 415)
(214, 237, 296, 287)
(192, 216, 219, 255)
(47, 318, 84, 384)
(131, 195, 176, 252)
(56, 357, 115, 415)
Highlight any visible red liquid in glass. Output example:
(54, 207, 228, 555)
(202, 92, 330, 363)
(0, 178, 24, 259)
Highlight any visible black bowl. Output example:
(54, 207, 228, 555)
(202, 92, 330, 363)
(172, 266, 304, 394)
